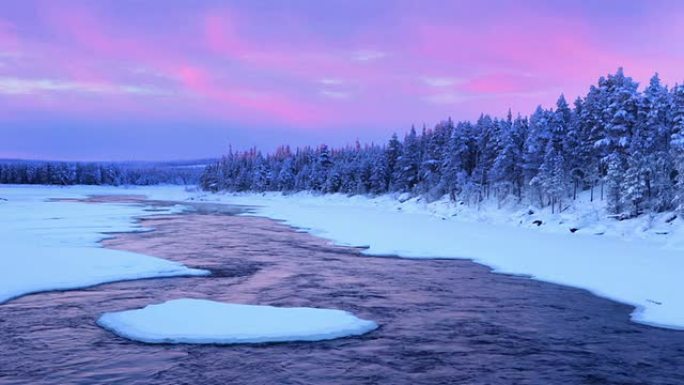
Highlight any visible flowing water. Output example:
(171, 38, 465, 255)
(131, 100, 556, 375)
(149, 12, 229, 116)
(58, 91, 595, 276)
(1, 198, 683, 384)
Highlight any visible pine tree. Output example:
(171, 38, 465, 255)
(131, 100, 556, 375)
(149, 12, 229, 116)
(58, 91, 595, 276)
(623, 127, 649, 215)
(671, 85, 684, 211)
(491, 114, 525, 201)
(640, 73, 672, 210)
(396, 126, 420, 192)
(523, 106, 551, 205)
(440, 120, 468, 200)
(386, 133, 402, 190)
(594, 68, 640, 213)
(606, 154, 625, 215)
(471, 115, 498, 201)
(369, 148, 389, 194)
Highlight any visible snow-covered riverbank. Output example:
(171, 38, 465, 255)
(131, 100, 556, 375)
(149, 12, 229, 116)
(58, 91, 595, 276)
(188, 189, 684, 330)
(0, 185, 208, 304)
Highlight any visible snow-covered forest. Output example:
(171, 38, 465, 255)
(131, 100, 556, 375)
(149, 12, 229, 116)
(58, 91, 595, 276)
(0, 160, 206, 185)
(201, 69, 684, 217)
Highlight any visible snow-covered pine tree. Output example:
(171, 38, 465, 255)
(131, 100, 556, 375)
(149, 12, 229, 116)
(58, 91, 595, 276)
(369, 146, 389, 195)
(523, 106, 551, 205)
(386, 133, 402, 191)
(671, 84, 684, 211)
(606, 154, 625, 215)
(471, 114, 498, 202)
(637, 74, 672, 210)
(439, 120, 468, 200)
(623, 126, 649, 216)
(395, 126, 420, 192)
(594, 68, 640, 213)
(491, 112, 525, 202)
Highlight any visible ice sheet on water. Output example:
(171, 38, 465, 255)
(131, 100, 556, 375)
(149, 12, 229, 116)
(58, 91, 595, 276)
(98, 298, 378, 344)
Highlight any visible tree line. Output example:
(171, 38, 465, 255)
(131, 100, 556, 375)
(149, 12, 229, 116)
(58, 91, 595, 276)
(0, 161, 204, 186)
(201, 69, 684, 217)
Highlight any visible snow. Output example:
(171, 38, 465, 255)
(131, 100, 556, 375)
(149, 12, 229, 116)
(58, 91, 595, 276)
(0, 185, 208, 304)
(97, 298, 378, 344)
(187, 189, 684, 330)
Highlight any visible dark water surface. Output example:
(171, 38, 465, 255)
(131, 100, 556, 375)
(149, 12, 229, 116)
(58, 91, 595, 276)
(1, 198, 683, 385)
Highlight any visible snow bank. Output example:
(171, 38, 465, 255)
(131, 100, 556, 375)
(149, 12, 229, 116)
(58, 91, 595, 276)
(97, 298, 378, 344)
(192, 191, 684, 330)
(0, 185, 207, 303)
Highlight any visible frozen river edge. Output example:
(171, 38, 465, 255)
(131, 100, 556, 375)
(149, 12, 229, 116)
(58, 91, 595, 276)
(2, 184, 684, 330)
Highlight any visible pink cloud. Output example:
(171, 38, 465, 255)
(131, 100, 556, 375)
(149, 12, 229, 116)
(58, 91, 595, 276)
(174, 64, 327, 126)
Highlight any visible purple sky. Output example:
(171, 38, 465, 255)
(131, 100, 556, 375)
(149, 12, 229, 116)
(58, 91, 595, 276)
(1, 0, 683, 161)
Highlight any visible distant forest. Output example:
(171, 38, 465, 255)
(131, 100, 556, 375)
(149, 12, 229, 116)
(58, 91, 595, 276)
(0, 160, 207, 186)
(201, 69, 684, 217)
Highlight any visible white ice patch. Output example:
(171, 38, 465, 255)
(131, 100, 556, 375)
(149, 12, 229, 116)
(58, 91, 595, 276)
(0, 185, 207, 304)
(97, 298, 378, 344)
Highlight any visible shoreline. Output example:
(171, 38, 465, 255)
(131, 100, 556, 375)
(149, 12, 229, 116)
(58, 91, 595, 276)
(4, 184, 683, 329)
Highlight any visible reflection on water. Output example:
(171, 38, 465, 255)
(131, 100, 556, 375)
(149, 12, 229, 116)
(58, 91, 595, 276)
(1, 199, 683, 385)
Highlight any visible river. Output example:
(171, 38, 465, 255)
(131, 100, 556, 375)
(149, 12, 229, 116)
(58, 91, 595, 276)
(1, 197, 683, 384)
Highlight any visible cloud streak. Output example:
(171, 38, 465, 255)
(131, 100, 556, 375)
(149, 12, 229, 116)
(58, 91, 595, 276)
(0, 77, 169, 96)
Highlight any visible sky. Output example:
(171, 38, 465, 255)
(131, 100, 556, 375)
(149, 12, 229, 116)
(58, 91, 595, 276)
(0, 0, 683, 161)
